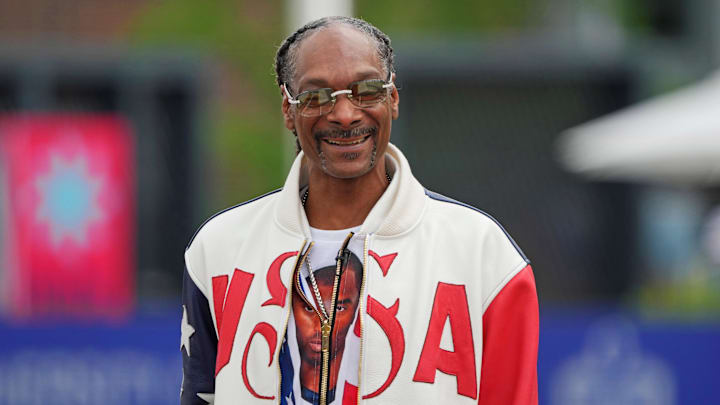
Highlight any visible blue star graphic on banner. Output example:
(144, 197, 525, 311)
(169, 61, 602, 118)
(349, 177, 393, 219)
(35, 154, 103, 246)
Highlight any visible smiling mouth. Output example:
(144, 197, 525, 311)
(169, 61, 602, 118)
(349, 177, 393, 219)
(323, 134, 372, 146)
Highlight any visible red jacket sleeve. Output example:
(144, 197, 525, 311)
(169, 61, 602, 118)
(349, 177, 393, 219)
(478, 265, 539, 404)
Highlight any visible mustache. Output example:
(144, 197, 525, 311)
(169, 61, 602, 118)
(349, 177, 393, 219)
(315, 126, 377, 140)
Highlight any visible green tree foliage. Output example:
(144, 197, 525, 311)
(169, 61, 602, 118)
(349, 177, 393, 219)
(356, 0, 536, 34)
(127, 0, 287, 207)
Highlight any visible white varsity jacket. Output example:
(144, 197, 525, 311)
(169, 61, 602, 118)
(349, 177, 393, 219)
(181, 143, 538, 405)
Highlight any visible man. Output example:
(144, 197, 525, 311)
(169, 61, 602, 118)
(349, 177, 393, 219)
(181, 16, 538, 405)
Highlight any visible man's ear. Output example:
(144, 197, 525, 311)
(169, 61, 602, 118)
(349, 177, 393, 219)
(389, 73, 400, 120)
(281, 84, 296, 131)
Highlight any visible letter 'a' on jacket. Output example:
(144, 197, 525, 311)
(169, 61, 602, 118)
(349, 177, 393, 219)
(181, 143, 539, 405)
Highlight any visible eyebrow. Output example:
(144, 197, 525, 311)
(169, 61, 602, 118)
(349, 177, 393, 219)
(337, 298, 353, 305)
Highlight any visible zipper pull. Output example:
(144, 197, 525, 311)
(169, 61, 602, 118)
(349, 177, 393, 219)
(336, 248, 351, 269)
(335, 232, 355, 266)
(321, 319, 331, 353)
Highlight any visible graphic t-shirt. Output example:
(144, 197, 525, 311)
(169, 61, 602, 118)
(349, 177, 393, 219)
(280, 226, 363, 405)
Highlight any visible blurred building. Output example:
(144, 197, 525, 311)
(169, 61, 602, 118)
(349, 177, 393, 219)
(3, 0, 719, 311)
(1, 1, 209, 307)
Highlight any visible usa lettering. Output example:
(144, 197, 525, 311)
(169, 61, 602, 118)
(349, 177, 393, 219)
(211, 250, 479, 400)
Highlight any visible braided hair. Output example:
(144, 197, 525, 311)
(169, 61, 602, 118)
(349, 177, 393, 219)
(274, 16, 395, 95)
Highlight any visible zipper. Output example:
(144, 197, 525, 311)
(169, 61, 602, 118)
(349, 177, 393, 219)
(356, 234, 370, 404)
(275, 239, 309, 403)
(288, 233, 354, 405)
(318, 231, 354, 405)
(292, 241, 331, 404)
(277, 241, 307, 402)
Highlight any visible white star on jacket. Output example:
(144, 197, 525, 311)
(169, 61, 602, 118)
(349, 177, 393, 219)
(197, 393, 215, 404)
(180, 305, 195, 356)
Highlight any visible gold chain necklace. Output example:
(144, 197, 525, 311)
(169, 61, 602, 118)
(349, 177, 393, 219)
(305, 255, 329, 319)
(301, 172, 392, 207)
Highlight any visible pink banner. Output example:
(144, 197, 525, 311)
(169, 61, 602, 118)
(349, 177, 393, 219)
(0, 114, 135, 320)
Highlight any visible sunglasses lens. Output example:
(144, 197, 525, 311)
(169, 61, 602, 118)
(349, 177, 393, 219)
(297, 88, 334, 116)
(350, 80, 387, 107)
(298, 89, 332, 107)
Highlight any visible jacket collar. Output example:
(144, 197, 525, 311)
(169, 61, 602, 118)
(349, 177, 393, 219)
(274, 143, 427, 238)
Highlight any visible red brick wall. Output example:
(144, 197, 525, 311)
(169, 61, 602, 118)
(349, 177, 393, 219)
(0, 0, 148, 40)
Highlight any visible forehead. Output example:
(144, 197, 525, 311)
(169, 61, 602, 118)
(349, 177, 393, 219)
(315, 264, 361, 295)
(294, 24, 383, 88)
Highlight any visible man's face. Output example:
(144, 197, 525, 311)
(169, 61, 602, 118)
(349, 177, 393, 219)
(292, 261, 361, 365)
(282, 24, 399, 179)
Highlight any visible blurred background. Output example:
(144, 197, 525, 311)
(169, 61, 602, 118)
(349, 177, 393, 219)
(1, 0, 719, 404)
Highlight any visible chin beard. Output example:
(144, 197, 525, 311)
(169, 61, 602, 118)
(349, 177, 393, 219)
(369, 142, 378, 167)
(317, 138, 378, 176)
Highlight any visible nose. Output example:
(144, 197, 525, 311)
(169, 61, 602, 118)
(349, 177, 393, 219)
(325, 94, 362, 128)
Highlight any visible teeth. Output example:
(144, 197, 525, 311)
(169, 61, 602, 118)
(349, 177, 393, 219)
(325, 136, 368, 145)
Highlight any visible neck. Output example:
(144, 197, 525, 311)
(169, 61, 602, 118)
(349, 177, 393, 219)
(304, 160, 389, 230)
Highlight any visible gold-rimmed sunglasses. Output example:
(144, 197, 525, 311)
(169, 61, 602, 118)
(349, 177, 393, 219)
(284, 75, 394, 117)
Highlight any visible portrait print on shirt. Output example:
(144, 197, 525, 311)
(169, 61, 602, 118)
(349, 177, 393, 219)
(281, 251, 363, 405)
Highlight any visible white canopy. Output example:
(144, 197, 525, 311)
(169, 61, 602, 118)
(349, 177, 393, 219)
(557, 71, 720, 186)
